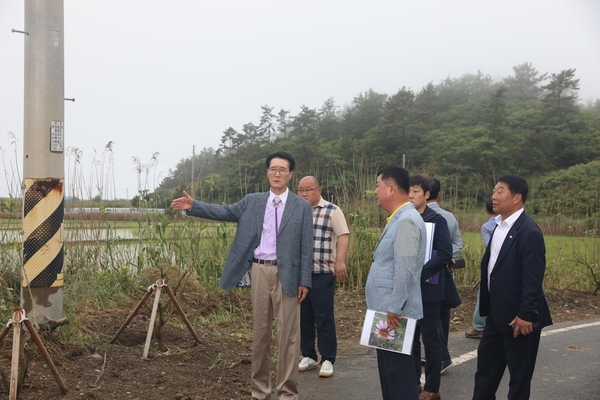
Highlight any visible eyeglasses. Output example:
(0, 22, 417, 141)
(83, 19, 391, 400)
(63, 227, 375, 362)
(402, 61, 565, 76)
(297, 188, 319, 194)
(267, 167, 290, 175)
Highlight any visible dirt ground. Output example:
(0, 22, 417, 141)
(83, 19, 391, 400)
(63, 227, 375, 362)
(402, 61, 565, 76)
(1, 286, 599, 400)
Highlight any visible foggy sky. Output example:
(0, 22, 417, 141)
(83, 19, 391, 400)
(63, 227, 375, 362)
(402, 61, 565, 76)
(1, 0, 599, 199)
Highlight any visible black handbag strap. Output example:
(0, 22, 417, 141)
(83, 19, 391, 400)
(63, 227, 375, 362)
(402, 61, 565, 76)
(422, 210, 440, 223)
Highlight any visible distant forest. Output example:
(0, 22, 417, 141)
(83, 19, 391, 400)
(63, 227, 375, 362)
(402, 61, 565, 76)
(150, 63, 600, 220)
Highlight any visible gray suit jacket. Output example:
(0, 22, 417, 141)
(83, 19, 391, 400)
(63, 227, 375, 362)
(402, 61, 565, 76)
(186, 191, 314, 296)
(428, 202, 463, 258)
(365, 203, 426, 320)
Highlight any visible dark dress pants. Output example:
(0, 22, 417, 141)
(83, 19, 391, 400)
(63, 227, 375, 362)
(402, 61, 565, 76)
(413, 301, 442, 393)
(440, 271, 453, 362)
(439, 307, 451, 362)
(377, 348, 418, 400)
(300, 272, 337, 363)
(472, 313, 542, 400)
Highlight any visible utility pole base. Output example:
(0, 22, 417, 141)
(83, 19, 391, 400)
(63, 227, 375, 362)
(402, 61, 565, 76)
(21, 287, 63, 325)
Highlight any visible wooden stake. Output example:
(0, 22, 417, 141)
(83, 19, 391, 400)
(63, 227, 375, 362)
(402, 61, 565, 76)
(110, 289, 154, 344)
(143, 279, 163, 359)
(23, 319, 68, 394)
(112, 278, 202, 358)
(9, 309, 22, 400)
(0, 307, 68, 398)
(163, 285, 202, 344)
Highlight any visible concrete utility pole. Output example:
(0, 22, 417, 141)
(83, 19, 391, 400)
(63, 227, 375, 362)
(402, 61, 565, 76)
(21, 0, 65, 324)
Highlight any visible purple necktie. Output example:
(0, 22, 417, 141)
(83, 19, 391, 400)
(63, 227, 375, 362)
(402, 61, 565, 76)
(273, 196, 281, 234)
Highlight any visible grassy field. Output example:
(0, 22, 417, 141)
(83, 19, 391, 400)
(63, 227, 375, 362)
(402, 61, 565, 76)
(2, 215, 597, 289)
(458, 231, 599, 291)
(1, 213, 598, 342)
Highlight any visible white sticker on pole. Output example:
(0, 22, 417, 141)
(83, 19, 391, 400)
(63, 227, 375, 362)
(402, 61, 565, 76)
(50, 121, 64, 152)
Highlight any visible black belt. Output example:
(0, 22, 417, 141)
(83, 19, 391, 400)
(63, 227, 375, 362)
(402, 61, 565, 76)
(252, 258, 277, 265)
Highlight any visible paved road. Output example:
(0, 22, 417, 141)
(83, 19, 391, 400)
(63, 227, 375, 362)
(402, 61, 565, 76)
(288, 318, 600, 399)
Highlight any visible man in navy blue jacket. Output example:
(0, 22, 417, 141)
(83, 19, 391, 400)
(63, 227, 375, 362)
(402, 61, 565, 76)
(427, 178, 463, 372)
(472, 175, 552, 400)
(409, 175, 453, 400)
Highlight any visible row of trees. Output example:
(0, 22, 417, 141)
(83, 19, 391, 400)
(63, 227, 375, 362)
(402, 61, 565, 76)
(153, 63, 600, 220)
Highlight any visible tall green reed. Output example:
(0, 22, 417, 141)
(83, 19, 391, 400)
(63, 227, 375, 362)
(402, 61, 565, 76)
(343, 213, 378, 290)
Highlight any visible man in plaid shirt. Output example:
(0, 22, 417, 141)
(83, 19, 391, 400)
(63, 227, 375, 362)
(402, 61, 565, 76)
(296, 176, 349, 378)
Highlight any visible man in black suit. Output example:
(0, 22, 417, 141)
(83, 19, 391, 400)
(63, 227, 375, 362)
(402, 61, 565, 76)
(472, 175, 553, 400)
(409, 176, 452, 400)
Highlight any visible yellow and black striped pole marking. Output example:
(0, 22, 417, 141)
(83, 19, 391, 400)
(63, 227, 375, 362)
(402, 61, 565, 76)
(22, 178, 64, 288)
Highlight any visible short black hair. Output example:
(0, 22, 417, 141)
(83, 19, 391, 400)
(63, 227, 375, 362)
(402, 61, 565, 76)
(377, 165, 410, 194)
(485, 198, 495, 214)
(266, 151, 296, 171)
(497, 175, 529, 203)
(429, 178, 441, 200)
(409, 175, 431, 199)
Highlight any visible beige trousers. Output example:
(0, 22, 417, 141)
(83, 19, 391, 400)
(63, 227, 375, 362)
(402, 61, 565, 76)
(250, 262, 300, 400)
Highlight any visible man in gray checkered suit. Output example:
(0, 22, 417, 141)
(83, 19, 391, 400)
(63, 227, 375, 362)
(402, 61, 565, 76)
(171, 151, 313, 400)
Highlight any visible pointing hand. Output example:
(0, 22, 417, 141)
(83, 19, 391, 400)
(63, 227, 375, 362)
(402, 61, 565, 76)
(171, 191, 193, 211)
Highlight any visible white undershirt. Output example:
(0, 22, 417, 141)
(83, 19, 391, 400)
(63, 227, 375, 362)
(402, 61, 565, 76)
(487, 208, 523, 291)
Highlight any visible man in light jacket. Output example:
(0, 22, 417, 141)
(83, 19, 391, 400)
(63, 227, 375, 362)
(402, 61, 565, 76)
(365, 165, 427, 400)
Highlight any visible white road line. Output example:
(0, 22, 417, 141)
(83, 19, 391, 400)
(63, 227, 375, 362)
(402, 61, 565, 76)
(540, 320, 600, 336)
(453, 320, 600, 367)
(420, 320, 600, 384)
(452, 349, 479, 365)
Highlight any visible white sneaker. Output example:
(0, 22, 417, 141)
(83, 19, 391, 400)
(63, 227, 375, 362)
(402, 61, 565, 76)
(298, 357, 318, 372)
(319, 360, 333, 378)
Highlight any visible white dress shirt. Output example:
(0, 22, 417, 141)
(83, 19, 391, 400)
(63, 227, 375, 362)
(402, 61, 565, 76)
(487, 208, 523, 290)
